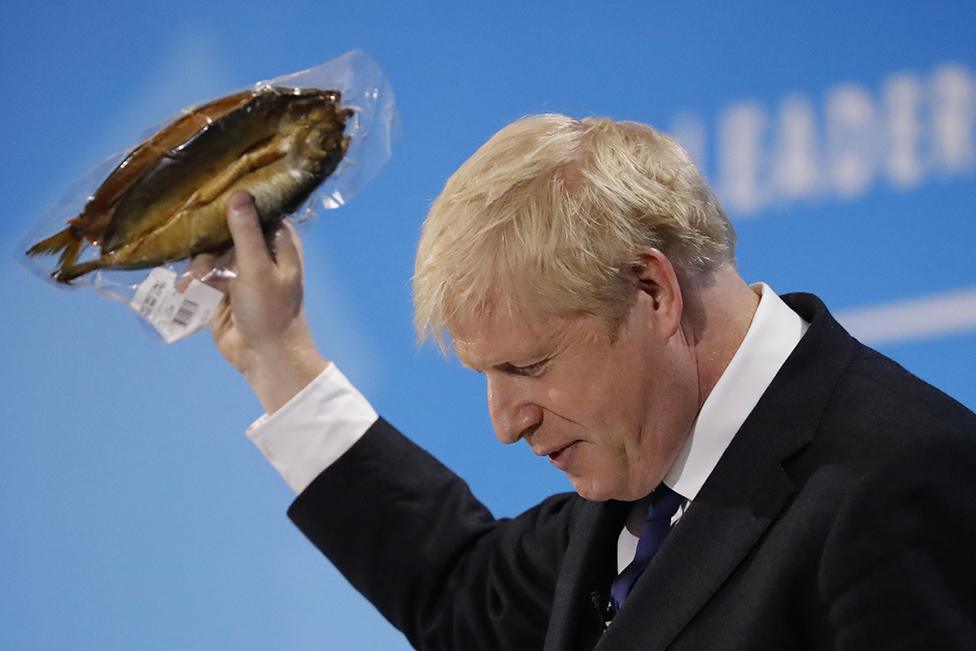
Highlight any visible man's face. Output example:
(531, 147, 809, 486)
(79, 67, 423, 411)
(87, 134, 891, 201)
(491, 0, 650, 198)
(454, 289, 700, 502)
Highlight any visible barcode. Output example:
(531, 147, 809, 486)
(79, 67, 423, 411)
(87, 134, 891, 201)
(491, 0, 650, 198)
(139, 280, 167, 317)
(172, 299, 199, 327)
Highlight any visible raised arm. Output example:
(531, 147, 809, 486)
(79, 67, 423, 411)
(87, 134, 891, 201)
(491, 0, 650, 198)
(210, 190, 328, 414)
(204, 191, 578, 650)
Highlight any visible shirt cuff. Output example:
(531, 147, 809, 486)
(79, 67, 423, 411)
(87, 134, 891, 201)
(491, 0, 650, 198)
(246, 362, 378, 494)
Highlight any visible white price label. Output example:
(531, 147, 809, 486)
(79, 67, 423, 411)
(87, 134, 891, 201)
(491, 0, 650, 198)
(130, 268, 224, 343)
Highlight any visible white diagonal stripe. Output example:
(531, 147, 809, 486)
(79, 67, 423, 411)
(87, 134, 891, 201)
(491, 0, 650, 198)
(836, 286, 976, 345)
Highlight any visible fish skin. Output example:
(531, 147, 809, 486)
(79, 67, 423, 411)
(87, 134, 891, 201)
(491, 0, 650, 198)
(101, 116, 349, 268)
(70, 90, 255, 242)
(24, 90, 256, 272)
(103, 88, 341, 253)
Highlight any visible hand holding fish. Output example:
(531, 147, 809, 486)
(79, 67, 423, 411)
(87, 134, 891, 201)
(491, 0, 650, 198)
(207, 191, 328, 414)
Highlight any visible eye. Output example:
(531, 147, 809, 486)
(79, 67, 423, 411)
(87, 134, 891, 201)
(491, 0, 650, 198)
(508, 359, 548, 377)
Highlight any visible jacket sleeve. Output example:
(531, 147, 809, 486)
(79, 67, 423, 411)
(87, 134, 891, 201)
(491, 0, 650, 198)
(287, 417, 577, 650)
(819, 428, 976, 649)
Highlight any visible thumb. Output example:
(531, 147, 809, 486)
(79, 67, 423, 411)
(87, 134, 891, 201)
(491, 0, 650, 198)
(272, 220, 303, 277)
(226, 191, 272, 280)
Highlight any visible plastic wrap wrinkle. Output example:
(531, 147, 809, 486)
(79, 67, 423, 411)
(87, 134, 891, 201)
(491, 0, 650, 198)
(18, 49, 397, 343)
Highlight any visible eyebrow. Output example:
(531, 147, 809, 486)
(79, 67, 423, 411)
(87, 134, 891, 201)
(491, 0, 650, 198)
(461, 349, 553, 374)
(455, 337, 558, 373)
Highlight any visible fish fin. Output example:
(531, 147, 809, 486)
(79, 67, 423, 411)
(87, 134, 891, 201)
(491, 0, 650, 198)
(53, 259, 103, 284)
(26, 225, 88, 276)
(26, 226, 80, 258)
(183, 141, 287, 209)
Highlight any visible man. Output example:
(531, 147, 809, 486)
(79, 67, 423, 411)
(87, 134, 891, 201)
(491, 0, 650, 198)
(209, 115, 976, 649)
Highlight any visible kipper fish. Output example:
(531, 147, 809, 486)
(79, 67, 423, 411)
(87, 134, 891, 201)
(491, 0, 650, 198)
(27, 86, 352, 282)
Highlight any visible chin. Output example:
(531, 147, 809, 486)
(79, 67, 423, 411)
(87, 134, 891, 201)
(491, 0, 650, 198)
(569, 476, 618, 502)
(570, 472, 654, 503)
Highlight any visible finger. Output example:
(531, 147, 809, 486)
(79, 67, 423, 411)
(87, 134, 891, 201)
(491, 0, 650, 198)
(272, 220, 303, 277)
(218, 296, 233, 323)
(175, 273, 192, 293)
(212, 296, 229, 325)
(211, 297, 234, 337)
(215, 246, 236, 270)
(284, 220, 303, 263)
(210, 298, 228, 334)
(177, 253, 218, 292)
(226, 191, 272, 281)
(202, 252, 237, 296)
(203, 273, 232, 295)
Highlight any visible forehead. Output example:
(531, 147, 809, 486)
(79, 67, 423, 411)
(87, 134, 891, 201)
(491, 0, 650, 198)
(452, 303, 563, 370)
(451, 300, 606, 370)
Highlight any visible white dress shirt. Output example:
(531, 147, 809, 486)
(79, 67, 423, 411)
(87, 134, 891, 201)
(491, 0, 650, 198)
(247, 363, 377, 494)
(246, 283, 808, 572)
(616, 283, 809, 572)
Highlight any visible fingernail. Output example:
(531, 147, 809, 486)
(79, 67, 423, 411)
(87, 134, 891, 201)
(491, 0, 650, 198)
(228, 191, 253, 212)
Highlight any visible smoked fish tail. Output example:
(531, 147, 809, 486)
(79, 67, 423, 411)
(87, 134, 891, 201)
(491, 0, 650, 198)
(25, 225, 86, 282)
(54, 259, 103, 284)
(26, 225, 79, 258)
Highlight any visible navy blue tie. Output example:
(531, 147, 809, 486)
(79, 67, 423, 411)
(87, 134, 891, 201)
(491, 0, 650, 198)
(608, 483, 684, 618)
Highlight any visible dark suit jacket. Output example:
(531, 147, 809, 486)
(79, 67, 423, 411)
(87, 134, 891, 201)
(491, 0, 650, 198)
(288, 294, 976, 650)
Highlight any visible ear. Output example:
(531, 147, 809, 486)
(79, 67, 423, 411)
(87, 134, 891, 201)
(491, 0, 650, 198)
(633, 248, 683, 338)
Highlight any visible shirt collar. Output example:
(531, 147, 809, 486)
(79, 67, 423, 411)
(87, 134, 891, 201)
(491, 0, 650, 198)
(663, 283, 810, 501)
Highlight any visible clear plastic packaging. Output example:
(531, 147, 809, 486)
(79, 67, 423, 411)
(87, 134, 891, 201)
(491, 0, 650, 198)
(19, 49, 398, 342)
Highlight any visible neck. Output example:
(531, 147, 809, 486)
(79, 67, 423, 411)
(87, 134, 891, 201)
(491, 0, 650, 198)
(682, 266, 761, 411)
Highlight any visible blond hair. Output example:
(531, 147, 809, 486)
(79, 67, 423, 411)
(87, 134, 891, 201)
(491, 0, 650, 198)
(413, 114, 736, 347)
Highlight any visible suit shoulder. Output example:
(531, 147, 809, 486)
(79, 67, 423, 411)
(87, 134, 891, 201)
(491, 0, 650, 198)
(825, 341, 976, 442)
(788, 340, 976, 491)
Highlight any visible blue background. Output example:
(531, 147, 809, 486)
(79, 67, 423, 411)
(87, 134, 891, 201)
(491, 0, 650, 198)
(2, 2, 974, 649)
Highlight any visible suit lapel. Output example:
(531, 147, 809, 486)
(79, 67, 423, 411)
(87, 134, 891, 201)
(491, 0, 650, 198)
(544, 498, 627, 651)
(596, 293, 857, 649)
(597, 448, 796, 649)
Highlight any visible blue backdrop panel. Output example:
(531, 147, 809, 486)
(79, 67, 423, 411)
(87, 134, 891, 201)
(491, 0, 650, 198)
(1, 2, 973, 649)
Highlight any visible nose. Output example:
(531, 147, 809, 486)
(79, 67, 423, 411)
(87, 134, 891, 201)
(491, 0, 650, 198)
(486, 373, 543, 445)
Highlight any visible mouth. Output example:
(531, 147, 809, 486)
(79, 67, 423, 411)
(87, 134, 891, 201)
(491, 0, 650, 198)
(543, 441, 579, 470)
